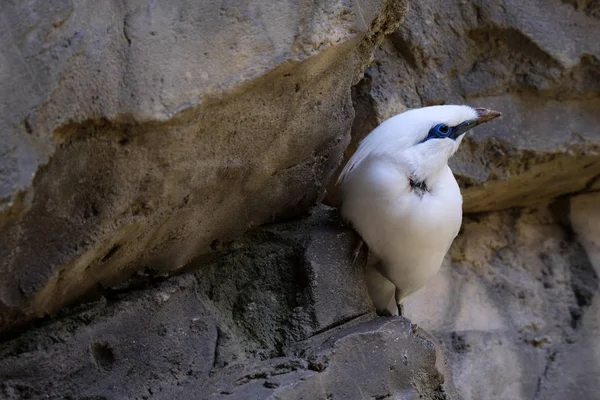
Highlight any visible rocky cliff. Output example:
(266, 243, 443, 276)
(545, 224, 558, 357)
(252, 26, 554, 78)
(1, 0, 599, 399)
(328, 1, 600, 398)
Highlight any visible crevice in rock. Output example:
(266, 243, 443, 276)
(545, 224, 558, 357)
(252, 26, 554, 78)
(101, 244, 121, 263)
(122, 13, 132, 47)
(582, 173, 600, 193)
(310, 311, 372, 336)
(533, 350, 557, 400)
(549, 197, 599, 331)
(356, 0, 410, 74)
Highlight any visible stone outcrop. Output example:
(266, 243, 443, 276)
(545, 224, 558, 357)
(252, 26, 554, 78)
(0, 0, 408, 332)
(330, 1, 600, 399)
(327, 0, 600, 213)
(0, 207, 457, 399)
(404, 202, 598, 399)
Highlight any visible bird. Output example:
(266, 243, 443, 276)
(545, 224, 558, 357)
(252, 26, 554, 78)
(338, 105, 501, 316)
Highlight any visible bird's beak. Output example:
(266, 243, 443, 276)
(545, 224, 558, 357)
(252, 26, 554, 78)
(451, 108, 502, 139)
(474, 108, 502, 125)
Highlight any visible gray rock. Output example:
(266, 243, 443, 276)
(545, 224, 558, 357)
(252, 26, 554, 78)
(321, 5, 600, 395)
(533, 192, 600, 399)
(3, 0, 599, 398)
(403, 202, 599, 400)
(326, 0, 600, 213)
(191, 206, 374, 357)
(0, 0, 409, 332)
(0, 206, 457, 400)
(188, 318, 458, 400)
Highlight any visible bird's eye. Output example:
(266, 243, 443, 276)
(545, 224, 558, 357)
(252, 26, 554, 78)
(437, 124, 449, 135)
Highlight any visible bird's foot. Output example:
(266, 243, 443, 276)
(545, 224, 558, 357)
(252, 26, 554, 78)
(394, 288, 404, 317)
(397, 303, 404, 317)
(352, 238, 364, 265)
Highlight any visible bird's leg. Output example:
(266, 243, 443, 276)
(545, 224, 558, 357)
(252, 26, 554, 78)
(352, 238, 365, 265)
(395, 288, 404, 317)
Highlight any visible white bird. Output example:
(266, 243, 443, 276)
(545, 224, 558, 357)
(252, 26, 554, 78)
(338, 105, 501, 316)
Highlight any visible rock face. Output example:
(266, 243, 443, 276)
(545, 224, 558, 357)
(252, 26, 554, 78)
(327, 0, 600, 213)
(2, 0, 600, 399)
(0, 0, 408, 332)
(0, 207, 457, 399)
(536, 192, 600, 400)
(404, 202, 599, 399)
(330, 1, 600, 399)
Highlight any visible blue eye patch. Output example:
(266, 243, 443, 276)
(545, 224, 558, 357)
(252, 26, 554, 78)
(421, 119, 478, 143)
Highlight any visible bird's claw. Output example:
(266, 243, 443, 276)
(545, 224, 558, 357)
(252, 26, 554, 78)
(397, 303, 404, 317)
(394, 288, 404, 316)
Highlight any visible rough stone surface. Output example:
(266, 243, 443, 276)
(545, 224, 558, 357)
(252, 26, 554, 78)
(0, 0, 409, 332)
(326, 0, 600, 212)
(403, 202, 599, 400)
(321, 5, 600, 395)
(532, 192, 600, 400)
(3, 0, 600, 399)
(0, 206, 457, 400)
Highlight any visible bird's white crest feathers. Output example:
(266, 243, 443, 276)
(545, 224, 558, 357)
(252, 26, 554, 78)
(337, 105, 478, 185)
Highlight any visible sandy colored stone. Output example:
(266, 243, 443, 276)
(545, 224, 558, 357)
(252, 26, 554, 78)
(0, 0, 409, 332)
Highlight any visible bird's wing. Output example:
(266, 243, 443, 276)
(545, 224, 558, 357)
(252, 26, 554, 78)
(337, 147, 377, 185)
(337, 117, 408, 185)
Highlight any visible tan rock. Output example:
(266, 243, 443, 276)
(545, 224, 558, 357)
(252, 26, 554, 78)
(0, 0, 409, 332)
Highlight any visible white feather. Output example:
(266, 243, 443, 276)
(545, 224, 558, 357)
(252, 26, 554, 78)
(339, 105, 479, 315)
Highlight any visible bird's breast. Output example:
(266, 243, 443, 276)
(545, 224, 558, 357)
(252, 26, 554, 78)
(341, 161, 462, 290)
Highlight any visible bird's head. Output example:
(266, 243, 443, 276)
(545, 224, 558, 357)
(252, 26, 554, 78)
(339, 105, 501, 186)
(398, 105, 501, 183)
